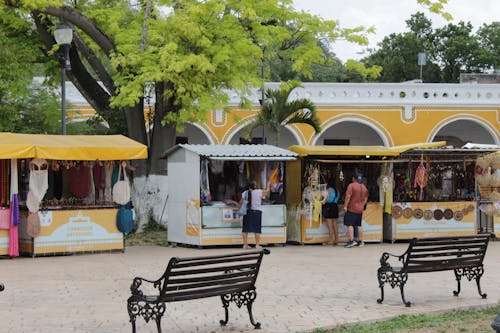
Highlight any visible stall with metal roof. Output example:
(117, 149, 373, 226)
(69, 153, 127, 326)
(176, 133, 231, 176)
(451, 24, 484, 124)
(285, 142, 447, 245)
(163, 144, 297, 247)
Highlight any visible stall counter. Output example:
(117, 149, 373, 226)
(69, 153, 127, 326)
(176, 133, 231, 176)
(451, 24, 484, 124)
(0, 230, 8, 256)
(389, 201, 476, 241)
(179, 201, 286, 246)
(19, 208, 123, 256)
(287, 202, 383, 244)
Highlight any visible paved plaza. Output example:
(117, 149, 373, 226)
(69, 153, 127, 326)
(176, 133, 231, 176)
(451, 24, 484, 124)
(1, 241, 499, 333)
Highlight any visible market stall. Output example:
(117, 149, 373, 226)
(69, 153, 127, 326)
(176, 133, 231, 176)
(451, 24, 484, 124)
(0, 133, 147, 257)
(388, 145, 499, 241)
(285, 143, 445, 244)
(163, 144, 297, 246)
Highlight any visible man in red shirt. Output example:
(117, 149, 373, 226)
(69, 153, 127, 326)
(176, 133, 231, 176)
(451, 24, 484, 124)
(343, 172, 368, 248)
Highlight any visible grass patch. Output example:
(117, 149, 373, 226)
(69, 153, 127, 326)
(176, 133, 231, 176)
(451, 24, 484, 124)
(125, 221, 169, 247)
(313, 305, 499, 333)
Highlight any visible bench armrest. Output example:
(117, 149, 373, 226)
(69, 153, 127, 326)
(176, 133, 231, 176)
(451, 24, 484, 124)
(379, 250, 407, 269)
(130, 276, 164, 297)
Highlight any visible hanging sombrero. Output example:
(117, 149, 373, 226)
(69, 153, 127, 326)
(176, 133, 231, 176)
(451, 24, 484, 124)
(392, 205, 403, 219)
(443, 208, 454, 220)
(413, 208, 423, 219)
(423, 209, 433, 220)
(433, 209, 444, 220)
(403, 207, 413, 219)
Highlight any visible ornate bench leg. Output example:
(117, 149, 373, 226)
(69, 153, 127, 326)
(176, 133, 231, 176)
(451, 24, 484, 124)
(399, 284, 411, 307)
(127, 297, 165, 333)
(220, 295, 230, 326)
(377, 268, 385, 304)
(453, 269, 462, 296)
(220, 290, 261, 329)
(455, 267, 487, 299)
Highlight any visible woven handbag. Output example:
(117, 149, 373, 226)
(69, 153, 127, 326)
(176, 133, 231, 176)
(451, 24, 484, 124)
(113, 164, 131, 205)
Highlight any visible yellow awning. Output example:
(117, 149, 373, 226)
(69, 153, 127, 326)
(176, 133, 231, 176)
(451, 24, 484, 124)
(0, 133, 147, 160)
(288, 142, 447, 157)
(0, 133, 36, 159)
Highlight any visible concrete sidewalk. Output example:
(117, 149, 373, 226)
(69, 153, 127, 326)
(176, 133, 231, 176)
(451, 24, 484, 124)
(1, 241, 499, 333)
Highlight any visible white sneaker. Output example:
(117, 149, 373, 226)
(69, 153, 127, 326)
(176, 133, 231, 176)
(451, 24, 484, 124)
(356, 241, 365, 247)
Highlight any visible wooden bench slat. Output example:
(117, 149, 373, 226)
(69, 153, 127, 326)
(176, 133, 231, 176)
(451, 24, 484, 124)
(164, 283, 254, 302)
(165, 276, 255, 292)
(173, 255, 261, 268)
(409, 249, 485, 258)
(169, 262, 258, 276)
(167, 269, 256, 284)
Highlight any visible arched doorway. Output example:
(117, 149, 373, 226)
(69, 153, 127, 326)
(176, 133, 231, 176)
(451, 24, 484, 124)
(175, 123, 212, 144)
(314, 121, 387, 146)
(431, 119, 499, 147)
(228, 125, 299, 148)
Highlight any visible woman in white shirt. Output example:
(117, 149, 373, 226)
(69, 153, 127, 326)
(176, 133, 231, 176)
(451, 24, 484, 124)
(239, 180, 270, 250)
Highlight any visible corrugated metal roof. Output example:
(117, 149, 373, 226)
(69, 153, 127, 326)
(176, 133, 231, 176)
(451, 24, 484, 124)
(163, 144, 298, 161)
(288, 142, 447, 157)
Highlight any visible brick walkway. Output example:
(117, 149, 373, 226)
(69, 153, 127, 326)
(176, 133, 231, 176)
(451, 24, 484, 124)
(1, 241, 499, 333)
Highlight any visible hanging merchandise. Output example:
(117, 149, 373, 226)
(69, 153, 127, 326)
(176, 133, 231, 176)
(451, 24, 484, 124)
(414, 156, 428, 201)
(28, 159, 49, 202)
(9, 159, 19, 257)
(26, 190, 40, 213)
(200, 159, 211, 202)
(26, 212, 41, 238)
(113, 162, 131, 205)
(116, 205, 134, 234)
(0, 207, 10, 229)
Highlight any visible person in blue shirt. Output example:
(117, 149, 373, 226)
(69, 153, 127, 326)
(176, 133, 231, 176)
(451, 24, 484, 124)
(322, 177, 340, 246)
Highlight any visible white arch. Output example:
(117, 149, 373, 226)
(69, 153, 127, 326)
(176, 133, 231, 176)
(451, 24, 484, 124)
(224, 118, 302, 145)
(181, 122, 215, 144)
(312, 117, 391, 147)
(427, 115, 500, 145)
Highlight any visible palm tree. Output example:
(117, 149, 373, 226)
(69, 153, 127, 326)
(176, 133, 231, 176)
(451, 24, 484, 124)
(246, 80, 321, 145)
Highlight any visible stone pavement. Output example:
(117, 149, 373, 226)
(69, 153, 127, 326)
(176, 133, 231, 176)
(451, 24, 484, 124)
(1, 241, 499, 333)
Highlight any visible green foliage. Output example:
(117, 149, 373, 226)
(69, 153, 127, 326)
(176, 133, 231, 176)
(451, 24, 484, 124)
(314, 305, 500, 333)
(246, 80, 320, 143)
(362, 12, 499, 83)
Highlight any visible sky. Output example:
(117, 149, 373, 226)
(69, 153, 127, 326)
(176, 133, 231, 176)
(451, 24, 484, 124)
(292, 0, 500, 62)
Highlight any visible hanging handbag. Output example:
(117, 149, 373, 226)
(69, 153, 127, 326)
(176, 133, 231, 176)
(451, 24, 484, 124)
(236, 191, 248, 216)
(0, 207, 10, 229)
(26, 212, 41, 238)
(116, 205, 134, 234)
(113, 162, 131, 205)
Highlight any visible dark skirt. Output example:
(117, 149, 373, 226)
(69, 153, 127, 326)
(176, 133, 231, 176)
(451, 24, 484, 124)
(242, 210, 262, 233)
(322, 203, 339, 218)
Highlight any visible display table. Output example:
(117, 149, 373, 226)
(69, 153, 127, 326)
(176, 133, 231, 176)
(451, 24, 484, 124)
(19, 208, 123, 256)
(179, 203, 286, 246)
(388, 201, 476, 241)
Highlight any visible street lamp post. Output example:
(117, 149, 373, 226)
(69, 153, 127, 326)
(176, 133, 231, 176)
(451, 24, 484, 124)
(54, 23, 73, 135)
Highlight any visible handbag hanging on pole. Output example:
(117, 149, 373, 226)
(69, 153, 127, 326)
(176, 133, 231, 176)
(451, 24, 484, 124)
(112, 162, 131, 205)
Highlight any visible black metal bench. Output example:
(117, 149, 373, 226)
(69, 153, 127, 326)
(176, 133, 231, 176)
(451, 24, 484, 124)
(127, 249, 269, 332)
(377, 234, 489, 307)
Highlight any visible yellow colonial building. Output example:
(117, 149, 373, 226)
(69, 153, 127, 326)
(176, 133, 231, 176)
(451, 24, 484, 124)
(68, 82, 500, 147)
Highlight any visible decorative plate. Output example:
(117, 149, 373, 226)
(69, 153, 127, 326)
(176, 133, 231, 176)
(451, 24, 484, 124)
(433, 209, 444, 220)
(454, 210, 464, 221)
(423, 209, 433, 220)
(403, 207, 413, 219)
(392, 205, 403, 219)
(413, 208, 423, 219)
(443, 208, 454, 220)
